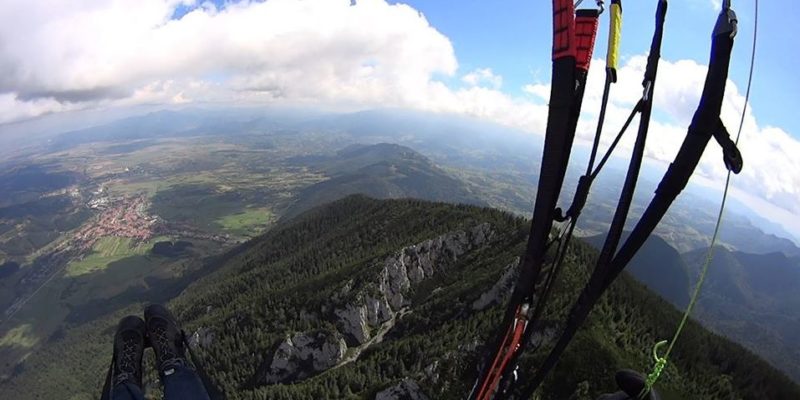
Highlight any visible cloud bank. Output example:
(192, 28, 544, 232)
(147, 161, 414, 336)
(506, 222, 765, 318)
(0, 0, 796, 220)
(571, 55, 800, 217)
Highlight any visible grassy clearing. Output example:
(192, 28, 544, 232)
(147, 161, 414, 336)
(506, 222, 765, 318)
(65, 236, 162, 277)
(0, 324, 38, 349)
(108, 172, 241, 198)
(216, 208, 274, 236)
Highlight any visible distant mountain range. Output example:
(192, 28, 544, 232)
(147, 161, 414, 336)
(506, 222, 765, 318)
(35, 106, 800, 255)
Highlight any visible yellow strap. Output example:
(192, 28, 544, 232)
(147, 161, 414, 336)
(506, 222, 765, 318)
(607, 1, 622, 71)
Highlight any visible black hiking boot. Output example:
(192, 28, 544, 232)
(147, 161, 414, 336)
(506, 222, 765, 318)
(144, 304, 188, 375)
(112, 316, 146, 387)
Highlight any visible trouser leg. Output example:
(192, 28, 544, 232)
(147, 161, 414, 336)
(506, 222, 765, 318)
(162, 364, 211, 400)
(105, 381, 146, 400)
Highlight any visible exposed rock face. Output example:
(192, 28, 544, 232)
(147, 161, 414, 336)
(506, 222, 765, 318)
(472, 258, 519, 311)
(375, 379, 429, 400)
(424, 360, 440, 384)
(258, 330, 347, 385)
(334, 303, 371, 345)
(187, 327, 215, 349)
(257, 223, 495, 386)
(336, 223, 494, 345)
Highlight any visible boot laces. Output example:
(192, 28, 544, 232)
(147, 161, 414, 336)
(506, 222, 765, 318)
(152, 321, 185, 370)
(114, 334, 140, 385)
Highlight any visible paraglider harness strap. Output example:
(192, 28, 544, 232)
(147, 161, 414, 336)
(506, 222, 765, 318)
(638, 0, 757, 397)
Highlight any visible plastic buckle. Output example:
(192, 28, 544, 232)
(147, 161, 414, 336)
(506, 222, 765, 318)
(642, 81, 653, 102)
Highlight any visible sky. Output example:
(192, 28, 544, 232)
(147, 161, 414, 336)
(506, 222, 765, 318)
(0, 0, 797, 234)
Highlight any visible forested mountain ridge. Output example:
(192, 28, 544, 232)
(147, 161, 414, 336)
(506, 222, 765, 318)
(2, 196, 798, 400)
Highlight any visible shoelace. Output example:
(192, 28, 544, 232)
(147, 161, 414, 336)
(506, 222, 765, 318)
(113, 334, 140, 385)
(151, 321, 185, 371)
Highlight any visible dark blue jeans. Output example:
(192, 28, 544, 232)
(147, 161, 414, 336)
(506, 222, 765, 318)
(109, 365, 210, 400)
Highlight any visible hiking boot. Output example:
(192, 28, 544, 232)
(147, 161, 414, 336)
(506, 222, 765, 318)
(144, 304, 188, 374)
(112, 315, 146, 387)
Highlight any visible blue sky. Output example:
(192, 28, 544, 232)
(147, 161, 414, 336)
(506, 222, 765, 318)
(391, 0, 796, 137)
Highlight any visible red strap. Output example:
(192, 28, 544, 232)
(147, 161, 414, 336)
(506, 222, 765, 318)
(475, 305, 530, 400)
(553, 0, 576, 60)
(475, 321, 516, 399)
(575, 10, 600, 71)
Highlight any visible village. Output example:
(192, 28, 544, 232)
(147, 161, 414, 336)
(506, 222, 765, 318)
(74, 194, 158, 251)
(3, 195, 159, 320)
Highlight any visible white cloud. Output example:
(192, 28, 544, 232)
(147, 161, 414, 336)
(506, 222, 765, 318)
(462, 68, 503, 89)
(0, 0, 796, 222)
(571, 55, 800, 219)
(0, 0, 547, 134)
(0, 93, 85, 123)
(523, 82, 550, 101)
(0, 0, 457, 121)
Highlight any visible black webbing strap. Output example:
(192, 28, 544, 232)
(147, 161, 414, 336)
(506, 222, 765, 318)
(602, 3, 740, 291)
(518, 1, 669, 397)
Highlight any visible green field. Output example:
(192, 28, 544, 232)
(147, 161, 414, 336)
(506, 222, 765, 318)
(65, 236, 166, 277)
(0, 324, 38, 349)
(107, 180, 167, 198)
(216, 208, 274, 236)
(108, 173, 224, 198)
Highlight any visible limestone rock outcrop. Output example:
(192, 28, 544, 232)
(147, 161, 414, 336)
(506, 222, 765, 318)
(257, 330, 347, 385)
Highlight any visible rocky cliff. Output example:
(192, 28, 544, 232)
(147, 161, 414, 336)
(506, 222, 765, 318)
(472, 258, 519, 311)
(255, 329, 347, 385)
(254, 223, 495, 386)
(334, 222, 494, 345)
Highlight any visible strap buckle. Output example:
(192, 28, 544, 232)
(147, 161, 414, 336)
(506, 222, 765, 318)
(642, 80, 653, 102)
(714, 3, 738, 39)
